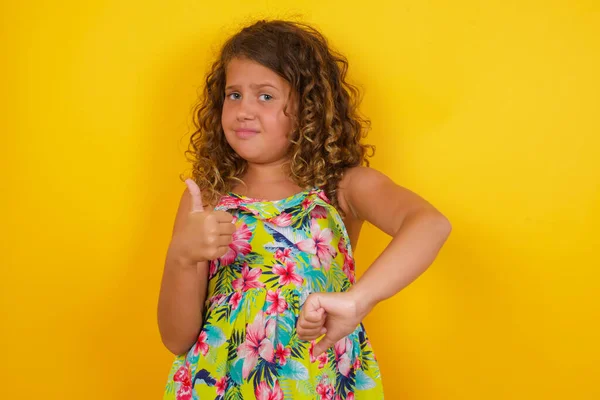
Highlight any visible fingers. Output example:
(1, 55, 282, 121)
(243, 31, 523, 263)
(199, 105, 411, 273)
(211, 245, 230, 259)
(297, 305, 326, 341)
(185, 179, 204, 213)
(214, 211, 234, 223)
(219, 220, 237, 235)
(202, 212, 235, 235)
(219, 235, 233, 247)
(304, 306, 324, 324)
(304, 293, 323, 315)
(298, 326, 327, 341)
(299, 308, 325, 329)
(313, 334, 337, 358)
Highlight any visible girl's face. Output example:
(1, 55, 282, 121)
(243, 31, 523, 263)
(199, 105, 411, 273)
(221, 57, 296, 165)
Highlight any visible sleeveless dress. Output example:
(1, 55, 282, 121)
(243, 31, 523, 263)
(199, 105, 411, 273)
(163, 188, 384, 399)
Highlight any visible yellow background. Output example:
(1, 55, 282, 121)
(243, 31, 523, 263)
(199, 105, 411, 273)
(1, 1, 599, 399)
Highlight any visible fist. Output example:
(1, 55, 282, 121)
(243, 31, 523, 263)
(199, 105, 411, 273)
(171, 179, 236, 264)
(297, 292, 368, 357)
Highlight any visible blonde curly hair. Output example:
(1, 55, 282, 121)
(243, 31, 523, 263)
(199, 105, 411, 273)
(186, 19, 374, 211)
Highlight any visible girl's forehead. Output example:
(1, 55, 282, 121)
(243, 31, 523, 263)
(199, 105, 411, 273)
(225, 58, 289, 88)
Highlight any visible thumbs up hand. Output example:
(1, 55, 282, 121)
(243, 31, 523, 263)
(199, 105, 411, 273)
(170, 179, 236, 266)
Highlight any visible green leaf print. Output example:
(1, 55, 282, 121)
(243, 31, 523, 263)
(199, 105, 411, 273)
(223, 383, 244, 400)
(215, 360, 227, 375)
(279, 379, 294, 398)
(276, 309, 297, 347)
(230, 359, 244, 385)
(214, 304, 232, 323)
(250, 359, 280, 388)
(355, 369, 376, 390)
(288, 335, 308, 359)
(244, 289, 258, 317)
(297, 379, 316, 395)
(299, 261, 327, 291)
(326, 264, 350, 292)
(227, 329, 244, 363)
(214, 265, 239, 296)
(359, 340, 374, 372)
(204, 325, 226, 347)
(280, 359, 309, 380)
(243, 251, 264, 266)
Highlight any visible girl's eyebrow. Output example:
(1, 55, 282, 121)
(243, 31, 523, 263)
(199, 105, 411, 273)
(225, 83, 280, 91)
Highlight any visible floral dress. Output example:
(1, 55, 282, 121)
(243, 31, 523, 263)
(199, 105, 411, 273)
(163, 188, 384, 399)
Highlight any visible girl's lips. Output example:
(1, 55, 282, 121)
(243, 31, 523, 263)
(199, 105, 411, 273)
(234, 129, 259, 139)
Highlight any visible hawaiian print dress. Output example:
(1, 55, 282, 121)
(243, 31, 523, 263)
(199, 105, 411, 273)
(163, 188, 384, 399)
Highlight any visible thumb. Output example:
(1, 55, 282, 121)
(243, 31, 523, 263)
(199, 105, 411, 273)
(185, 179, 204, 213)
(313, 333, 337, 358)
(306, 293, 322, 313)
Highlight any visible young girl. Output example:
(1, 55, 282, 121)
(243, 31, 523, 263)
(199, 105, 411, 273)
(158, 20, 451, 399)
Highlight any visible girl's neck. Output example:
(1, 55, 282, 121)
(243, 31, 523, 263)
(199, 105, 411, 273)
(243, 160, 289, 184)
(232, 160, 303, 200)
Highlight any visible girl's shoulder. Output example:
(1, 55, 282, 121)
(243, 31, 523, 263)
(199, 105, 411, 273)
(336, 166, 391, 220)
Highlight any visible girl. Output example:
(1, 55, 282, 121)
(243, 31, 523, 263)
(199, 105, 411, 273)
(158, 20, 451, 400)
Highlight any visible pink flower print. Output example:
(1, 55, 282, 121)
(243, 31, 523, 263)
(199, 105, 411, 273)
(173, 363, 192, 400)
(255, 381, 284, 400)
(353, 358, 361, 370)
(237, 312, 275, 379)
(209, 260, 218, 278)
(268, 212, 293, 227)
(215, 376, 227, 396)
(274, 248, 292, 262)
(219, 222, 252, 266)
(342, 256, 356, 284)
(317, 190, 331, 203)
(275, 343, 291, 366)
(232, 266, 265, 292)
(229, 291, 242, 309)
(210, 294, 226, 306)
(266, 289, 288, 315)
(309, 340, 316, 363)
(296, 221, 337, 271)
(338, 236, 349, 256)
(193, 330, 209, 357)
(334, 337, 352, 377)
(338, 237, 355, 283)
(347, 393, 355, 400)
(316, 382, 335, 400)
(219, 196, 243, 209)
(317, 352, 328, 369)
(301, 196, 312, 210)
(272, 261, 303, 287)
(311, 205, 328, 219)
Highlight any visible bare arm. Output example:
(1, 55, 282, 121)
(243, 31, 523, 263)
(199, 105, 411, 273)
(157, 182, 234, 355)
(298, 167, 452, 355)
(157, 189, 207, 355)
(342, 167, 452, 312)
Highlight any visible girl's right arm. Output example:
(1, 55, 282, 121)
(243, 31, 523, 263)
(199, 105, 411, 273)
(157, 180, 235, 355)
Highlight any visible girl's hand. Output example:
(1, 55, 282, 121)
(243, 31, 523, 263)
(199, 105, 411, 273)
(297, 292, 372, 357)
(168, 179, 236, 266)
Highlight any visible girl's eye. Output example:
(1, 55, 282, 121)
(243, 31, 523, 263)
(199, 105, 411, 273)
(259, 94, 273, 101)
(227, 92, 241, 100)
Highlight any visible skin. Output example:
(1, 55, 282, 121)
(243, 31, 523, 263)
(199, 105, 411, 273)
(157, 57, 452, 357)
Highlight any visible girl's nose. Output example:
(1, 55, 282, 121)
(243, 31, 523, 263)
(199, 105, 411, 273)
(236, 98, 256, 121)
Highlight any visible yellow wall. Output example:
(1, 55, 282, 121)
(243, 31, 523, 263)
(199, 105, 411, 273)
(1, 1, 598, 398)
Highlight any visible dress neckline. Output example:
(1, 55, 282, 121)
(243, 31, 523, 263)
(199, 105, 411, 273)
(225, 188, 316, 204)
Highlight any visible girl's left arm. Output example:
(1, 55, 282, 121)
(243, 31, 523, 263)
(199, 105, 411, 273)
(297, 167, 452, 356)
(341, 166, 452, 316)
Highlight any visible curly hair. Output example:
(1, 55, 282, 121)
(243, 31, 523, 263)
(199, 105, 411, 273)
(186, 19, 374, 211)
